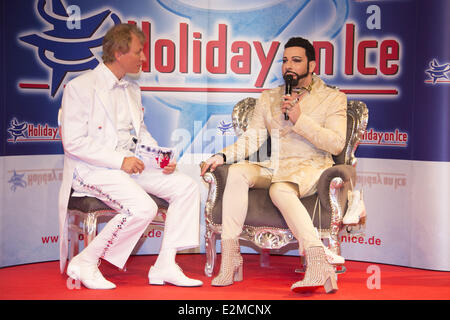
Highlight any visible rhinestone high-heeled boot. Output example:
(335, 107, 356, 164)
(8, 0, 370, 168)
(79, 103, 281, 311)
(291, 246, 338, 293)
(211, 238, 243, 286)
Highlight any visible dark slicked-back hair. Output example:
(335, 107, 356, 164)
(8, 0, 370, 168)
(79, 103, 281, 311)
(284, 37, 316, 62)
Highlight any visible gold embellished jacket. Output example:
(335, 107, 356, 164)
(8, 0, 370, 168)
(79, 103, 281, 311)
(222, 75, 347, 196)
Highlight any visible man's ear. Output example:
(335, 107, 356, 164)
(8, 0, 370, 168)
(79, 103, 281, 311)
(309, 60, 316, 74)
(114, 50, 122, 62)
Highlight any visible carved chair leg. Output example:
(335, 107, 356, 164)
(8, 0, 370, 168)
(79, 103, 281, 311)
(295, 255, 306, 273)
(260, 249, 270, 267)
(328, 231, 343, 258)
(328, 235, 346, 274)
(204, 229, 217, 277)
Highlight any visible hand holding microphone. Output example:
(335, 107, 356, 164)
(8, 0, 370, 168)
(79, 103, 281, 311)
(282, 73, 309, 123)
(284, 74, 294, 120)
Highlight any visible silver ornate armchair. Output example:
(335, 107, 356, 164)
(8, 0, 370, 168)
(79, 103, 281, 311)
(202, 98, 368, 277)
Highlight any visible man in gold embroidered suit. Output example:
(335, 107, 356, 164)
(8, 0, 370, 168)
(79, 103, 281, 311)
(201, 37, 347, 293)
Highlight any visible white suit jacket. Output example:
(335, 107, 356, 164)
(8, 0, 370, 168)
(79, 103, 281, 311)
(58, 63, 157, 273)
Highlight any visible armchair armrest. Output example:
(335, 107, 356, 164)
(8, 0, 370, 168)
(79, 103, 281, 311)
(317, 164, 356, 213)
(202, 164, 230, 226)
(202, 164, 229, 199)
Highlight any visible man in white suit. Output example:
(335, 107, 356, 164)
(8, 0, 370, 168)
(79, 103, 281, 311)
(58, 24, 202, 289)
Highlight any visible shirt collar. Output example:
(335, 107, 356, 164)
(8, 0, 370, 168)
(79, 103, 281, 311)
(302, 78, 314, 93)
(99, 63, 130, 89)
(292, 77, 314, 94)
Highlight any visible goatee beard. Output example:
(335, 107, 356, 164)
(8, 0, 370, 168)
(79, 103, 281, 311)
(283, 64, 310, 87)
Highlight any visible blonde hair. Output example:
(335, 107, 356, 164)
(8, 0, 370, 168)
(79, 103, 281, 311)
(102, 23, 146, 63)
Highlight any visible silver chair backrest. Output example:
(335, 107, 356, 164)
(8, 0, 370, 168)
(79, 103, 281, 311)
(344, 100, 369, 166)
(231, 97, 257, 136)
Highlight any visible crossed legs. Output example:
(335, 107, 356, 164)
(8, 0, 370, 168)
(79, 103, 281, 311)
(221, 162, 321, 249)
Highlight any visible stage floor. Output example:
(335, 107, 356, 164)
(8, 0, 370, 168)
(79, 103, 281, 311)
(1, 254, 448, 300)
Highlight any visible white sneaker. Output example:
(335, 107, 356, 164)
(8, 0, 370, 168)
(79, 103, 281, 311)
(343, 190, 366, 225)
(148, 264, 203, 287)
(67, 254, 116, 290)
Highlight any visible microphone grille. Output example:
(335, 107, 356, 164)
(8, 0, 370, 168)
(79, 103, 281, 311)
(285, 74, 294, 83)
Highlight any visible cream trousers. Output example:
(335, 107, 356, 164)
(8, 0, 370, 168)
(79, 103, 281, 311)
(221, 162, 322, 252)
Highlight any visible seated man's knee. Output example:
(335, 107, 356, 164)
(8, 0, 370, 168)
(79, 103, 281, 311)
(133, 194, 158, 221)
(269, 182, 299, 203)
(227, 163, 251, 184)
(176, 174, 200, 195)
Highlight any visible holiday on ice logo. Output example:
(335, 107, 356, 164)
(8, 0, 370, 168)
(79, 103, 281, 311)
(8, 170, 27, 192)
(19, 0, 120, 96)
(7, 117, 60, 143)
(425, 59, 450, 84)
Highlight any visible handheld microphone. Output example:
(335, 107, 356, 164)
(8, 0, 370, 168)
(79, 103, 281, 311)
(284, 74, 294, 120)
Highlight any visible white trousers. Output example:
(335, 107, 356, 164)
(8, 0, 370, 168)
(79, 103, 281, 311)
(72, 167, 200, 269)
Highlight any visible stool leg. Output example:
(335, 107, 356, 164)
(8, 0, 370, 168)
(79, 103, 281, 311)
(69, 228, 79, 261)
(83, 213, 98, 250)
(68, 213, 82, 261)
